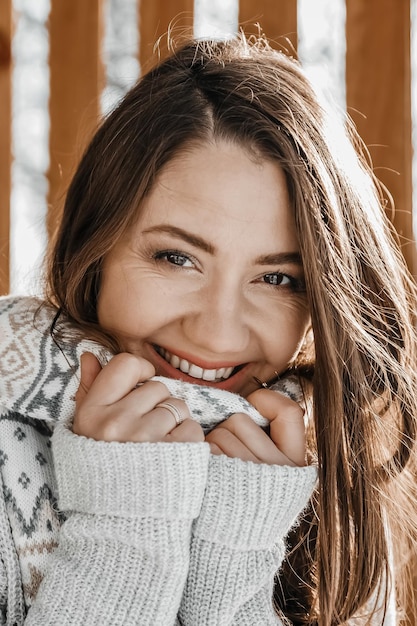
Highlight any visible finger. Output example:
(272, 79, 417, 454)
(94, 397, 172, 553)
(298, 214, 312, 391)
(247, 389, 306, 466)
(156, 398, 191, 431)
(221, 413, 296, 466)
(75, 352, 102, 407)
(209, 442, 223, 456)
(163, 419, 205, 443)
(119, 380, 171, 415)
(130, 398, 192, 441)
(206, 426, 260, 463)
(81, 352, 155, 407)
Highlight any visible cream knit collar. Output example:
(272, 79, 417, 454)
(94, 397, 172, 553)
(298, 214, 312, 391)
(0, 295, 303, 432)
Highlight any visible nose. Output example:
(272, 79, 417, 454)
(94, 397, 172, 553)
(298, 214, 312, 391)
(182, 280, 250, 357)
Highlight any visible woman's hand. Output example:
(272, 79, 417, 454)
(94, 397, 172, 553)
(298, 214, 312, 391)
(73, 352, 204, 444)
(206, 388, 306, 466)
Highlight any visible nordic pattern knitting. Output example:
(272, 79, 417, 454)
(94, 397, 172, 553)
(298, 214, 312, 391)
(0, 296, 393, 625)
(0, 295, 304, 431)
(0, 295, 307, 611)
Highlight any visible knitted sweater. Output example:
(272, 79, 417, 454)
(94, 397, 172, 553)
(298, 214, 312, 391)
(0, 296, 394, 625)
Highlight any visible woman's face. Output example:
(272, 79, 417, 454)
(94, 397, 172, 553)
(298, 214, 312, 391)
(97, 140, 310, 397)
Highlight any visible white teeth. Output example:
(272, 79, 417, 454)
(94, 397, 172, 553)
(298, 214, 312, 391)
(158, 348, 236, 381)
(189, 364, 204, 378)
(179, 359, 189, 374)
(171, 354, 180, 368)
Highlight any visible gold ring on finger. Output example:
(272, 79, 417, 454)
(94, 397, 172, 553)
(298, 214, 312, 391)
(157, 401, 185, 427)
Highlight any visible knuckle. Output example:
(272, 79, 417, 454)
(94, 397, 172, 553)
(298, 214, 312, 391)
(112, 352, 155, 378)
(144, 380, 169, 397)
(227, 413, 239, 426)
(282, 403, 305, 422)
(190, 421, 205, 441)
(112, 352, 138, 369)
(180, 419, 204, 441)
(135, 419, 159, 442)
(100, 419, 124, 442)
(276, 392, 302, 411)
(206, 426, 227, 444)
(247, 388, 264, 403)
(227, 413, 247, 427)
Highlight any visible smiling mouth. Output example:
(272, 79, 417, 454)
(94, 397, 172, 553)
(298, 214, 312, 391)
(154, 346, 241, 382)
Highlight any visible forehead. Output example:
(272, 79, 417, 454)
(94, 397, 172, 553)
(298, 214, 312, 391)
(137, 140, 298, 250)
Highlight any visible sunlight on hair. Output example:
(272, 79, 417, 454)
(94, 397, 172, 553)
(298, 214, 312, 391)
(8, 0, 417, 293)
(8, 0, 348, 295)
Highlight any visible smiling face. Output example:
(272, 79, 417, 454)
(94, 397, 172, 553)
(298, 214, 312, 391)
(97, 140, 310, 397)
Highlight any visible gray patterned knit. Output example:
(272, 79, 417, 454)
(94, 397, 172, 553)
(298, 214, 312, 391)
(0, 296, 395, 625)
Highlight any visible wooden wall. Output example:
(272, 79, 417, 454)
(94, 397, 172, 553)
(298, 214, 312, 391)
(346, 0, 414, 272)
(0, 0, 415, 294)
(48, 1, 105, 237)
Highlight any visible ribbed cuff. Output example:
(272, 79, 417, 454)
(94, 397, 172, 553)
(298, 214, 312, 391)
(193, 455, 317, 549)
(52, 422, 210, 519)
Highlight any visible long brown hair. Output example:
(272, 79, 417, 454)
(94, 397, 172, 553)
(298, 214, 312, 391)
(47, 35, 417, 624)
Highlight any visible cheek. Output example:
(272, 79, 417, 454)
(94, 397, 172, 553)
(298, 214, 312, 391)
(97, 265, 128, 327)
(97, 270, 173, 340)
(265, 305, 310, 361)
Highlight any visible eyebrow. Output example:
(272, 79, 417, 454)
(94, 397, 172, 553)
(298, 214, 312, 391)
(142, 225, 215, 254)
(255, 252, 303, 266)
(142, 224, 303, 266)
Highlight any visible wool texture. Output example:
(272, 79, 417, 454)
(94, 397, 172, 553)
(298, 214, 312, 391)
(0, 295, 394, 625)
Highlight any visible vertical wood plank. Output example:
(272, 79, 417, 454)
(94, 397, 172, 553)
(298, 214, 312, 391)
(48, 0, 104, 236)
(138, 0, 194, 71)
(346, 0, 415, 274)
(348, 12, 416, 616)
(0, 0, 12, 295)
(239, 0, 297, 52)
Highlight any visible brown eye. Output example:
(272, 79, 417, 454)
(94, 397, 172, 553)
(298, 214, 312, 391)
(261, 273, 306, 293)
(155, 251, 193, 267)
(263, 273, 291, 286)
(165, 253, 189, 266)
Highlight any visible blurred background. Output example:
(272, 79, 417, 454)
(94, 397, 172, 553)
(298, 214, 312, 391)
(0, 0, 415, 295)
(0, 1, 416, 621)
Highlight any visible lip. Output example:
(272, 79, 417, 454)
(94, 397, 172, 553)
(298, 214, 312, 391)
(146, 344, 252, 391)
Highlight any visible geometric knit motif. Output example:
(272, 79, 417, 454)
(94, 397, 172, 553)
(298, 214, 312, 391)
(0, 296, 306, 432)
(0, 413, 64, 607)
(0, 296, 80, 422)
(0, 294, 306, 614)
(0, 295, 397, 626)
(0, 295, 74, 608)
(0, 296, 83, 609)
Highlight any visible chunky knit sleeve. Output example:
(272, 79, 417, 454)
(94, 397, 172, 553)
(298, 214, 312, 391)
(178, 454, 317, 625)
(25, 423, 210, 626)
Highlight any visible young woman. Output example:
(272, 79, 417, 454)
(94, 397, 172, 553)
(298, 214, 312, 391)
(0, 35, 416, 625)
